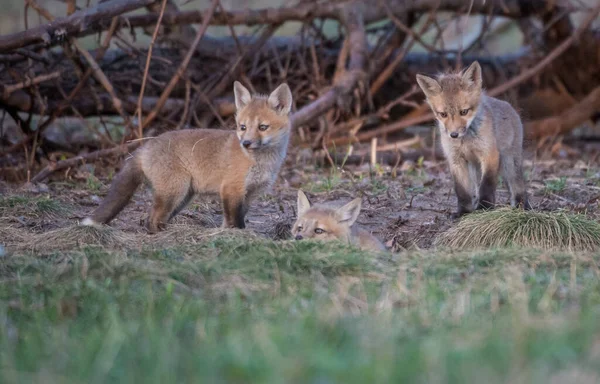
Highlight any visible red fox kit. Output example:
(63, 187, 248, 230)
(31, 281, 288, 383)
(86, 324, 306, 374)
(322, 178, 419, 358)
(82, 81, 293, 232)
(416, 61, 530, 218)
(292, 190, 386, 252)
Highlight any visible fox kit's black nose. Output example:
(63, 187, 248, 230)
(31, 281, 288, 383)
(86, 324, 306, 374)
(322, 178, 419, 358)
(242, 140, 252, 148)
(450, 132, 459, 139)
(295, 235, 303, 240)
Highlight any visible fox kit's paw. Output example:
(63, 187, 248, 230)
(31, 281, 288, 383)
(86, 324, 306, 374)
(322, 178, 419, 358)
(80, 217, 101, 227)
(513, 196, 532, 211)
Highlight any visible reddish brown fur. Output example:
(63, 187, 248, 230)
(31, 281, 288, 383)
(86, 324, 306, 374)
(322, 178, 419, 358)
(292, 190, 386, 252)
(82, 82, 293, 233)
(416, 61, 530, 218)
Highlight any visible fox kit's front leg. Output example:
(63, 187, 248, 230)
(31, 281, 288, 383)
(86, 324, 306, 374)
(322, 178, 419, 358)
(220, 182, 247, 228)
(450, 157, 475, 219)
(476, 149, 499, 210)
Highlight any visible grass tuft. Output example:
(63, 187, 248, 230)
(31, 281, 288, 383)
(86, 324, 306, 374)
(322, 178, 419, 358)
(435, 207, 600, 251)
(15, 224, 137, 252)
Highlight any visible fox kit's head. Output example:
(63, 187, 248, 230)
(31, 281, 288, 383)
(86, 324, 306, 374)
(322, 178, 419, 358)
(292, 190, 361, 244)
(233, 81, 292, 152)
(416, 61, 483, 139)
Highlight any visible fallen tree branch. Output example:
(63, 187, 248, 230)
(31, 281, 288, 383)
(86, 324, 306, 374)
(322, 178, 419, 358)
(291, 8, 367, 128)
(527, 85, 600, 139)
(0, 0, 578, 53)
(0, 0, 155, 53)
(30, 141, 141, 183)
(2, 71, 60, 98)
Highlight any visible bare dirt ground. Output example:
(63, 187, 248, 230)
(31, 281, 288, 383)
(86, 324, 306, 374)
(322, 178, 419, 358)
(3, 140, 600, 251)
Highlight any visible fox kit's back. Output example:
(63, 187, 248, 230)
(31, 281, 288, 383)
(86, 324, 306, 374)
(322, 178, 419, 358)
(416, 61, 530, 218)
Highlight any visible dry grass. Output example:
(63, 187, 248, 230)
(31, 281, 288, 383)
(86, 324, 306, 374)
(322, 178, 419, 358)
(14, 225, 138, 252)
(435, 207, 600, 251)
(0, 218, 28, 247)
(149, 223, 262, 246)
(0, 195, 71, 219)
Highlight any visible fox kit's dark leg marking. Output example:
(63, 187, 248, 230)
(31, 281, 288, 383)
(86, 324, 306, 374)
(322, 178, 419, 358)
(450, 157, 475, 219)
(220, 182, 247, 229)
(476, 150, 499, 210)
(221, 197, 247, 228)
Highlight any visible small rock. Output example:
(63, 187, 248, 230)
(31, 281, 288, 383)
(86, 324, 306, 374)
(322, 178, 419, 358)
(91, 195, 102, 204)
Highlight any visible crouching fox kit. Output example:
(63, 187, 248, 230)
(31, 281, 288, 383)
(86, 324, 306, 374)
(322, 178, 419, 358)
(292, 190, 386, 252)
(82, 81, 293, 232)
(416, 61, 530, 218)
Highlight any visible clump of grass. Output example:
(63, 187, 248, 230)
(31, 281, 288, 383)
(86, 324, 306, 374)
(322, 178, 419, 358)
(0, 195, 71, 219)
(16, 225, 137, 252)
(435, 207, 600, 251)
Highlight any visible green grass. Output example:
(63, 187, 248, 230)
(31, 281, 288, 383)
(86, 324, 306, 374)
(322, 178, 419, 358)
(2, 234, 600, 383)
(544, 177, 567, 194)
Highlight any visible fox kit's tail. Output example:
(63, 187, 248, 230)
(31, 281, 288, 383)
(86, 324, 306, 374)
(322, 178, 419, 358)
(81, 157, 143, 226)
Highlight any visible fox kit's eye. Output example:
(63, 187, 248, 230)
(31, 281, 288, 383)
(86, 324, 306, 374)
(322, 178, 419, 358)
(438, 112, 448, 118)
(314, 228, 325, 234)
(258, 124, 269, 131)
(296, 226, 303, 232)
(240, 124, 246, 131)
(460, 109, 469, 116)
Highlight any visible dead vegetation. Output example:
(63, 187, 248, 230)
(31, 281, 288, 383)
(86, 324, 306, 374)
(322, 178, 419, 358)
(0, 0, 599, 184)
(435, 207, 600, 252)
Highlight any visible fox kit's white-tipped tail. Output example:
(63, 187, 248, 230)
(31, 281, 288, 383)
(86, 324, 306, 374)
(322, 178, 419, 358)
(80, 217, 101, 227)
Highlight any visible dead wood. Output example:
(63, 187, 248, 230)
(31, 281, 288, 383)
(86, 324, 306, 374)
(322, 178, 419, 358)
(1, 0, 600, 182)
(527, 86, 600, 139)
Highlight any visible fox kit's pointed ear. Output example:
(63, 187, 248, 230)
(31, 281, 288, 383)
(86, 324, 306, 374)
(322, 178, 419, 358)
(336, 198, 362, 226)
(234, 81, 252, 110)
(268, 83, 293, 115)
(461, 61, 482, 91)
(297, 190, 311, 216)
(416, 74, 442, 98)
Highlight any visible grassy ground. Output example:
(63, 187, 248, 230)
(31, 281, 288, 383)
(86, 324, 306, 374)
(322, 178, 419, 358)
(3, 143, 600, 382)
(1, 235, 600, 383)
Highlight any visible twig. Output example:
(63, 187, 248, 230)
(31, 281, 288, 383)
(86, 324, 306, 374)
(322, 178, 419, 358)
(137, 0, 169, 138)
(2, 71, 60, 98)
(140, 0, 219, 131)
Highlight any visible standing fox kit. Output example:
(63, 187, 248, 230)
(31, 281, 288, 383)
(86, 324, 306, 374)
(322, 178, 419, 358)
(292, 190, 386, 252)
(82, 81, 293, 232)
(416, 61, 530, 218)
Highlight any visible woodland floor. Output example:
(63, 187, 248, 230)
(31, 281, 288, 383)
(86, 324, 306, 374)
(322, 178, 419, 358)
(3, 140, 600, 250)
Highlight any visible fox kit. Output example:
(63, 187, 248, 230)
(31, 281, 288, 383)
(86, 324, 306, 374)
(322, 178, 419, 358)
(292, 190, 386, 252)
(82, 81, 293, 232)
(416, 61, 530, 218)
